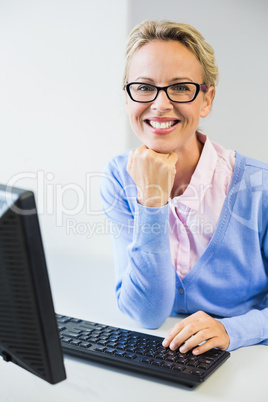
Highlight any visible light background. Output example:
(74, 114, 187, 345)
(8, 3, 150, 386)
(0, 0, 267, 261)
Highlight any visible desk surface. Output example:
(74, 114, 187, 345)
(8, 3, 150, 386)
(1, 252, 267, 402)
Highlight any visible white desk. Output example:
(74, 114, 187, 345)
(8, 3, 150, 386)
(1, 252, 267, 402)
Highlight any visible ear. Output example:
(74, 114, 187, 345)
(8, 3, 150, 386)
(200, 86, 215, 118)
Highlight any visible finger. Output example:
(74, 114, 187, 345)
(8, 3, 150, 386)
(162, 314, 201, 347)
(163, 323, 197, 350)
(162, 321, 185, 347)
(136, 144, 149, 156)
(192, 337, 220, 356)
(179, 328, 212, 354)
(167, 151, 178, 164)
(169, 322, 203, 351)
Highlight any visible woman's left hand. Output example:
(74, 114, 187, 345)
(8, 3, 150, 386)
(162, 311, 230, 355)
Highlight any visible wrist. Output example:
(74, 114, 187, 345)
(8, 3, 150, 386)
(137, 192, 169, 208)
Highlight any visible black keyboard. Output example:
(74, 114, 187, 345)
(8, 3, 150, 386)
(57, 314, 230, 388)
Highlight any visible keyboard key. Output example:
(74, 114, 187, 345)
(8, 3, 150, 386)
(97, 340, 108, 346)
(144, 351, 155, 357)
(79, 336, 90, 341)
(136, 347, 146, 355)
(166, 356, 176, 362)
(154, 353, 165, 360)
(95, 325, 108, 330)
(199, 363, 210, 369)
(71, 340, 81, 346)
(151, 360, 163, 366)
(116, 343, 126, 350)
(79, 342, 91, 348)
(61, 337, 72, 343)
(126, 347, 136, 353)
(99, 335, 110, 340)
(61, 331, 80, 339)
(104, 348, 117, 355)
(162, 362, 174, 369)
(190, 369, 205, 376)
(172, 364, 186, 372)
(107, 342, 118, 348)
(198, 358, 213, 368)
(188, 361, 199, 367)
(70, 318, 82, 323)
(58, 317, 71, 324)
(114, 351, 126, 357)
(119, 337, 129, 343)
(141, 357, 153, 364)
(124, 353, 137, 360)
(95, 347, 106, 353)
(88, 337, 99, 343)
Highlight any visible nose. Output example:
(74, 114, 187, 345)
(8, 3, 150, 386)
(151, 89, 173, 112)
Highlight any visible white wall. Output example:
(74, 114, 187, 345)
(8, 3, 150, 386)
(127, 0, 268, 162)
(0, 0, 128, 258)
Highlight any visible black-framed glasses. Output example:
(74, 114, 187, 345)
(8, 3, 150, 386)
(125, 82, 208, 103)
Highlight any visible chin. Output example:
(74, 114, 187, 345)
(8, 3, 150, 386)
(145, 141, 173, 154)
(151, 147, 171, 154)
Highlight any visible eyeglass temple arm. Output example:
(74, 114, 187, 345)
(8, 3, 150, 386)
(200, 84, 208, 92)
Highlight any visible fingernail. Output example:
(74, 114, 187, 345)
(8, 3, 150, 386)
(162, 339, 168, 347)
(193, 349, 199, 355)
(180, 345, 186, 353)
(170, 342, 176, 350)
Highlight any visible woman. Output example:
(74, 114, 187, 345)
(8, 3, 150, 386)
(100, 20, 268, 355)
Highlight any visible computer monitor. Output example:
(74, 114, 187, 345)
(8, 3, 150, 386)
(0, 184, 66, 384)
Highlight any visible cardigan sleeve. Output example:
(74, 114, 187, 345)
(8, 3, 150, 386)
(100, 157, 176, 329)
(217, 171, 268, 351)
(217, 308, 268, 351)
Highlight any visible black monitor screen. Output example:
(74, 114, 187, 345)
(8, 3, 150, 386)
(0, 184, 66, 384)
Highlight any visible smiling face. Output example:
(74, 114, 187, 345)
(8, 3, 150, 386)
(125, 40, 214, 155)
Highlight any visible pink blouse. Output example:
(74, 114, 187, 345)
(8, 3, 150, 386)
(169, 132, 236, 279)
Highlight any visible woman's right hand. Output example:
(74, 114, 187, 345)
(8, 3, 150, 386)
(127, 145, 178, 208)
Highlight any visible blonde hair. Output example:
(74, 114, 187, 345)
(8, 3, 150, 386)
(123, 20, 218, 90)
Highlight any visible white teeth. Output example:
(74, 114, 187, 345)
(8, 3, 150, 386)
(149, 120, 175, 129)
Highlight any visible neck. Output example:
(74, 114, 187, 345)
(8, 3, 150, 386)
(170, 133, 203, 198)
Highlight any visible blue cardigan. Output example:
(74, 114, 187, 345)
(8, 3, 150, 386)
(100, 150, 268, 351)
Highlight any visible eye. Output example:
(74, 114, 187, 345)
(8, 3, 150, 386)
(172, 84, 191, 92)
(136, 84, 155, 92)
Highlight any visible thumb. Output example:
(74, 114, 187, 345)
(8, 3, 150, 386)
(167, 151, 178, 165)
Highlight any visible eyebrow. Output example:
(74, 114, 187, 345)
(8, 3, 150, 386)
(170, 77, 194, 83)
(133, 76, 194, 83)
